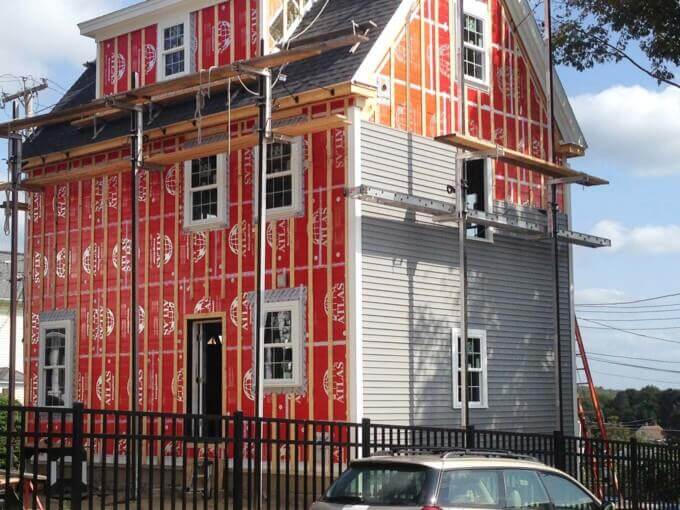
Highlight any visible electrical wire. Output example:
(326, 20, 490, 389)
(236, 74, 260, 96)
(273, 0, 331, 88)
(287, 0, 330, 44)
(581, 325, 680, 331)
(575, 291, 680, 307)
(590, 370, 678, 386)
(577, 318, 680, 344)
(586, 351, 680, 365)
(574, 307, 680, 315)
(579, 316, 680, 322)
(587, 356, 680, 375)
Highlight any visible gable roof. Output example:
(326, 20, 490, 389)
(24, 0, 584, 159)
(24, 0, 401, 159)
(502, 0, 586, 148)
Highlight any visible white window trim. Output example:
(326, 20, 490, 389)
(263, 299, 303, 390)
(38, 319, 75, 408)
(269, 0, 317, 46)
(183, 154, 229, 232)
(451, 328, 488, 409)
(254, 137, 304, 221)
(467, 157, 495, 243)
(461, 0, 491, 89)
(158, 12, 191, 81)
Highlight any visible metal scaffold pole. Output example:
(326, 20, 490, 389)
(543, 0, 564, 434)
(252, 38, 272, 510)
(456, 0, 470, 429)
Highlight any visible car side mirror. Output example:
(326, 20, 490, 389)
(601, 502, 616, 510)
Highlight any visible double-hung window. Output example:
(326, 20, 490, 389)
(463, 0, 490, 86)
(263, 299, 303, 389)
(183, 154, 228, 231)
(258, 138, 304, 220)
(39, 319, 74, 407)
(452, 328, 488, 409)
(161, 20, 187, 79)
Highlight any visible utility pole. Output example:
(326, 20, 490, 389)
(2, 78, 47, 424)
(1, 78, 48, 129)
(4, 104, 21, 497)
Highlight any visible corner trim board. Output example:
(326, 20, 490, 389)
(347, 105, 364, 423)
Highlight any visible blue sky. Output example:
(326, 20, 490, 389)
(1, 1, 678, 391)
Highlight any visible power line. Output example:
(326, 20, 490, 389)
(578, 318, 680, 342)
(575, 307, 680, 315)
(591, 370, 679, 386)
(581, 325, 680, 331)
(576, 301, 680, 310)
(586, 351, 680, 365)
(579, 316, 680, 322)
(575, 291, 680, 307)
(587, 356, 680, 375)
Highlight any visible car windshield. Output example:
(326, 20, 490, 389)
(323, 462, 435, 506)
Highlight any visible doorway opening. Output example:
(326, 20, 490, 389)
(187, 319, 223, 437)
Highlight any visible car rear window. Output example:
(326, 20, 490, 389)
(438, 469, 501, 508)
(323, 462, 436, 506)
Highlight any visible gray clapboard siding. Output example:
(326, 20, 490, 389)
(360, 122, 575, 434)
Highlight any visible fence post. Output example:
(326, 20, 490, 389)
(361, 418, 371, 458)
(630, 437, 639, 510)
(553, 430, 565, 471)
(233, 411, 244, 510)
(71, 402, 84, 509)
(466, 425, 475, 450)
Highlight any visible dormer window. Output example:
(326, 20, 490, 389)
(160, 17, 188, 79)
(269, 0, 314, 44)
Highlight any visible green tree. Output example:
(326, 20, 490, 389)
(0, 394, 18, 470)
(553, 0, 680, 88)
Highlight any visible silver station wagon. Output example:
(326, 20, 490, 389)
(311, 449, 613, 510)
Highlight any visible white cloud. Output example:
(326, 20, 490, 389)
(592, 219, 680, 254)
(0, 1, 131, 81)
(571, 85, 680, 176)
(575, 287, 626, 305)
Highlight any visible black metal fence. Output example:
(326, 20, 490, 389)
(1, 404, 678, 509)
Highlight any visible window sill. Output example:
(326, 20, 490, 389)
(264, 206, 304, 222)
(183, 220, 229, 233)
(264, 381, 305, 395)
(453, 403, 488, 410)
(468, 231, 495, 244)
(464, 77, 490, 94)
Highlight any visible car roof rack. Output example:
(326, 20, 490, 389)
(368, 447, 538, 462)
(439, 448, 539, 462)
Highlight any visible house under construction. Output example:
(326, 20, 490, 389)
(1, 0, 611, 438)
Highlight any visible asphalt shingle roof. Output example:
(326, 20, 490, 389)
(24, 0, 401, 159)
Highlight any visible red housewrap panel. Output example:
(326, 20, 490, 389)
(26, 101, 350, 426)
(102, 39, 116, 96)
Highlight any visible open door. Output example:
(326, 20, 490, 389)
(188, 320, 223, 437)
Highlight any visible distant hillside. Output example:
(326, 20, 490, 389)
(579, 386, 680, 443)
